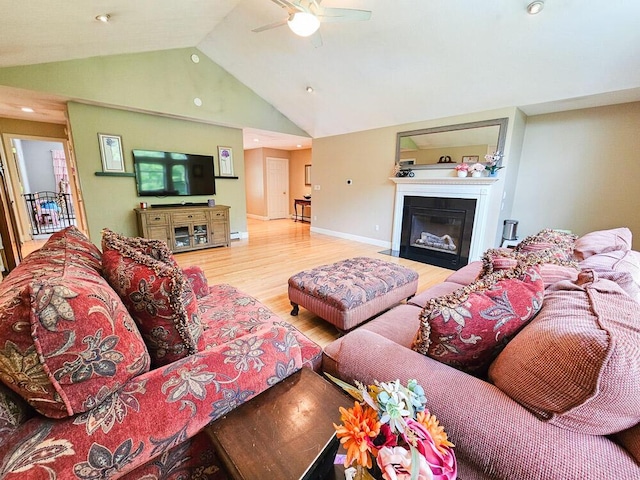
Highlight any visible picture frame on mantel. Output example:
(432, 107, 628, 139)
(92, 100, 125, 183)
(217, 146, 235, 177)
(98, 133, 125, 173)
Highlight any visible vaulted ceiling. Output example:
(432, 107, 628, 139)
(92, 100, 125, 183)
(1, 1, 640, 147)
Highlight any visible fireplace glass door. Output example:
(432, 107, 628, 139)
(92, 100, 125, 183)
(400, 196, 476, 269)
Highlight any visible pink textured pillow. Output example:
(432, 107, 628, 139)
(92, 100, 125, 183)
(102, 245, 204, 367)
(615, 423, 640, 464)
(488, 270, 640, 435)
(412, 265, 544, 376)
(573, 227, 632, 261)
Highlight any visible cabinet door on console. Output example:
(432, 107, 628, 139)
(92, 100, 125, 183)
(209, 208, 230, 247)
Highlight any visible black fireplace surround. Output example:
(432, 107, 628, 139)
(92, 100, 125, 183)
(400, 196, 477, 270)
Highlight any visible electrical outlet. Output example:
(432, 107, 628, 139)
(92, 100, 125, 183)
(313, 215, 317, 221)
(314, 185, 320, 190)
(375, 225, 379, 231)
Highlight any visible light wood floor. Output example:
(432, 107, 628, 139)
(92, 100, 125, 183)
(174, 218, 453, 347)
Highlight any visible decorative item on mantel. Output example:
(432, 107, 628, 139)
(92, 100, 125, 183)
(485, 152, 505, 177)
(329, 374, 457, 480)
(454, 163, 469, 178)
(469, 163, 486, 177)
(393, 164, 415, 178)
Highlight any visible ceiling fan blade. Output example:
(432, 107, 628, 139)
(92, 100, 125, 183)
(310, 30, 323, 48)
(252, 18, 288, 33)
(320, 8, 371, 21)
(271, 0, 304, 12)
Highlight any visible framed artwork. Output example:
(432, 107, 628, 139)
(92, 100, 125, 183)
(217, 146, 235, 177)
(462, 155, 479, 164)
(98, 133, 125, 173)
(304, 164, 311, 185)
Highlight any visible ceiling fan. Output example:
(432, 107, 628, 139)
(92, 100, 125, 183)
(252, 0, 372, 46)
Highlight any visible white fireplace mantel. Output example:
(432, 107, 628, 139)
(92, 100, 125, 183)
(390, 177, 498, 262)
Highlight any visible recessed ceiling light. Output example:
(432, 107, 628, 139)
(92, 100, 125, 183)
(296, 144, 303, 148)
(306, 86, 314, 93)
(95, 14, 111, 23)
(193, 97, 203, 107)
(191, 54, 200, 64)
(21, 107, 34, 113)
(253, 138, 260, 142)
(527, 1, 544, 15)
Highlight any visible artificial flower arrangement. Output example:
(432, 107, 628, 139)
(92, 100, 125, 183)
(469, 163, 486, 173)
(484, 152, 505, 175)
(454, 163, 469, 172)
(328, 374, 457, 480)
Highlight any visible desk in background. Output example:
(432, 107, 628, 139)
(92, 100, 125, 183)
(294, 198, 311, 222)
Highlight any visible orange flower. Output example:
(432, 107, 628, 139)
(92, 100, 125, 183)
(334, 401, 381, 468)
(417, 411, 454, 454)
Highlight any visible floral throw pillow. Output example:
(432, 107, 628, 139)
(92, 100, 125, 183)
(412, 264, 544, 376)
(0, 383, 33, 444)
(102, 228, 177, 267)
(102, 245, 204, 367)
(0, 230, 150, 419)
(514, 229, 577, 262)
(479, 248, 579, 287)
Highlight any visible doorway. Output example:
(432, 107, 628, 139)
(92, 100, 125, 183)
(1, 134, 86, 259)
(266, 157, 290, 220)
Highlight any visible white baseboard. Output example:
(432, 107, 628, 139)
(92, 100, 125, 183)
(310, 226, 391, 249)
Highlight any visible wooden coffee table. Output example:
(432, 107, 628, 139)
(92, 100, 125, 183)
(207, 367, 353, 480)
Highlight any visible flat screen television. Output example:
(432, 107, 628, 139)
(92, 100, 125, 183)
(132, 149, 216, 197)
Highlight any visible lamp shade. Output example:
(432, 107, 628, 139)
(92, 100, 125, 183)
(287, 12, 320, 37)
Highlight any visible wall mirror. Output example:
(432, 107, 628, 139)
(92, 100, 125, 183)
(395, 118, 508, 170)
(304, 164, 311, 185)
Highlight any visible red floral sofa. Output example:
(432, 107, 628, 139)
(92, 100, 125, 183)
(0, 227, 321, 479)
(323, 228, 640, 479)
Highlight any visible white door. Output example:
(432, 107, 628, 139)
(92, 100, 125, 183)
(266, 157, 289, 219)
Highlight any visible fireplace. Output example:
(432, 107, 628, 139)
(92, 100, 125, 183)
(400, 196, 476, 269)
(391, 176, 498, 268)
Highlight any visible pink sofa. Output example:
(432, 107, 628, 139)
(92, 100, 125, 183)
(323, 228, 640, 479)
(0, 227, 321, 479)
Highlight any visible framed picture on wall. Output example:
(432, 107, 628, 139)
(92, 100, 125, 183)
(98, 133, 125, 173)
(217, 146, 235, 177)
(462, 155, 479, 164)
(304, 164, 311, 185)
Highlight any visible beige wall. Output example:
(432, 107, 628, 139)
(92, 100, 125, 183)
(68, 102, 246, 242)
(511, 102, 640, 248)
(244, 148, 266, 218)
(244, 147, 306, 219)
(311, 108, 523, 250)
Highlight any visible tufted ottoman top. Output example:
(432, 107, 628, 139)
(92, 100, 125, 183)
(288, 257, 418, 312)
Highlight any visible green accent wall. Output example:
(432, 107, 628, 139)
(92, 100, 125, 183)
(68, 102, 247, 242)
(0, 48, 308, 137)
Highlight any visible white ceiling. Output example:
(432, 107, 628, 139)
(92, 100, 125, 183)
(1, 1, 640, 149)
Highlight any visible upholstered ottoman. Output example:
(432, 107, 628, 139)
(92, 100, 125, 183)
(288, 257, 419, 331)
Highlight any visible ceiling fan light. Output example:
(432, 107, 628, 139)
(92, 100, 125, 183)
(527, 1, 544, 15)
(287, 12, 320, 37)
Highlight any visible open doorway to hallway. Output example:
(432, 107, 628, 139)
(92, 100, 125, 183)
(2, 135, 83, 259)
